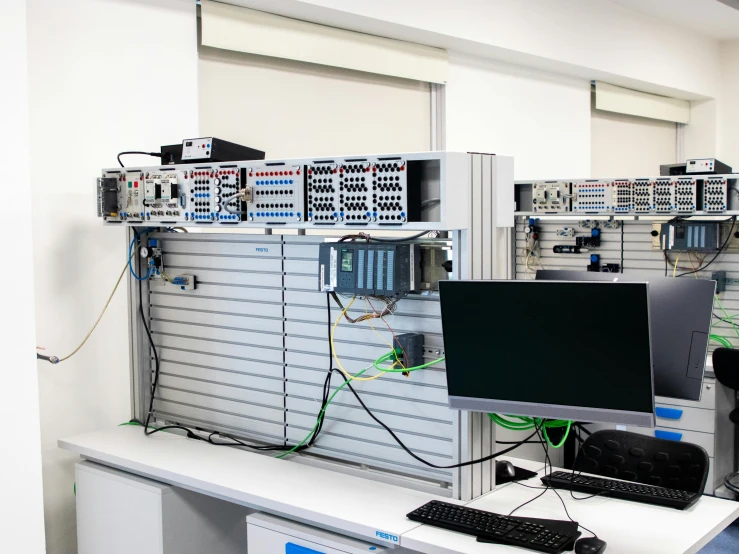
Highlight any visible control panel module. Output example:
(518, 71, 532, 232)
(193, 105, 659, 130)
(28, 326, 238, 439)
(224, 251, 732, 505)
(98, 151, 441, 228)
(318, 242, 421, 298)
(516, 175, 737, 216)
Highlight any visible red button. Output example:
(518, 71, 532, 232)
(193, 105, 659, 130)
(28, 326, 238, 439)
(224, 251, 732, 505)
(134, 182, 138, 188)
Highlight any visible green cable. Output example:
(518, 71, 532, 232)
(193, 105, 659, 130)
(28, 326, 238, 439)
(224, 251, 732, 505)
(541, 420, 572, 448)
(276, 367, 371, 459)
(715, 295, 739, 339)
(710, 334, 733, 348)
(488, 413, 572, 449)
(373, 349, 445, 373)
(279, 350, 444, 459)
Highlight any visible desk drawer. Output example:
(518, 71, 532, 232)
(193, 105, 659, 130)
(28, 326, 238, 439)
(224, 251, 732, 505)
(654, 404, 715, 433)
(656, 379, 716, 411)
(623, 426, 714, 456)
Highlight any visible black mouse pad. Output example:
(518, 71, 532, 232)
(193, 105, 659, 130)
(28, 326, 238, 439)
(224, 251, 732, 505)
(497, 464, 539, 485)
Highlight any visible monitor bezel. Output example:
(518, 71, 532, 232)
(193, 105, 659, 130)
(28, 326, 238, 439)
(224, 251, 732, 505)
(440, 280, 656, 428)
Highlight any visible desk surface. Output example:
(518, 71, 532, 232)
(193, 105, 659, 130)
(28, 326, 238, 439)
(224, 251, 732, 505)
(59, 426, 444, 546)
(60, 427, 739, 553)
(402, 470, 739, 554)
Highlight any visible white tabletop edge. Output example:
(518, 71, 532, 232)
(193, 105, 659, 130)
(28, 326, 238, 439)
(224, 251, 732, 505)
(401, 466, 739, 554)
(58, 427, 451, 548)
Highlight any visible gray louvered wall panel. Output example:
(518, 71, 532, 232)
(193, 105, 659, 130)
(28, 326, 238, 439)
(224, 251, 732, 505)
(514, 218, 739, 353)
(282, 234, 456, 483)
(145, 232, 457, 487)
(149, 233, 289, 448)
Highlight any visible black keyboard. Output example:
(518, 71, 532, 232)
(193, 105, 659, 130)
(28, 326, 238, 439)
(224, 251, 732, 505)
(541, 470, 700, 510)
(407, 500, 580, 553)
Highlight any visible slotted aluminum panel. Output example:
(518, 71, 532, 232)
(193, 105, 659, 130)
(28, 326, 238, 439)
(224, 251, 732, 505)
(147, 233, 288, 445)
(141, 232, 458, 489)
(129, 152, 515, 501)
(282, 234, 456, 484)
(515, 218, 739, 354)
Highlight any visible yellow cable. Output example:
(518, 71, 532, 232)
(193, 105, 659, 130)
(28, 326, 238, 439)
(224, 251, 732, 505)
(57, 259, 130, 362)
(330, 296, 389, 382)
(689, 252, 700, 279)
(673, 251, 682, 278)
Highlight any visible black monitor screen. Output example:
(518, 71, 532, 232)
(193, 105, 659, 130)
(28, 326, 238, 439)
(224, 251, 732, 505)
(439, 281, 655, 425)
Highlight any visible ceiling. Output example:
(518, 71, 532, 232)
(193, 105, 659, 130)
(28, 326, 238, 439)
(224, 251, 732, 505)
(610, 0, 739, 40)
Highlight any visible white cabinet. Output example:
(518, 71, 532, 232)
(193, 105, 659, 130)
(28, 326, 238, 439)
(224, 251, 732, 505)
(601, 378, 735, 494)
(76, 461, 249, 554)
(247, 513, 405, 554)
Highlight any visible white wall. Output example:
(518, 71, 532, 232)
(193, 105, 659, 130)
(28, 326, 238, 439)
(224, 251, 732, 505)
(228, 0, 721, 99)
(26, 0, 199, 552)
(446, 54, 591, 179)
(0, 2, 47, 553)
(718, 40, 739, 170)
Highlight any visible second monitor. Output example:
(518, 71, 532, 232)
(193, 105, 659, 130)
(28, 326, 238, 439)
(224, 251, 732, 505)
(439, 280, 655, 427)
(536, 270, 715, 402)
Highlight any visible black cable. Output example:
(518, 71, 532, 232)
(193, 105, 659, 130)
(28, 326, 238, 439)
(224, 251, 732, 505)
(118, 151, 162, 168)
(508, 426, 601, 540)
(676, 217, 736, 277)
(574, 423, 591, 436)
(713, 311, 737, 325)
(338, 230, 431, 244)
(332, 366, 537, 469)
(664, 248, 668, 277)
(138, 244, 202, 441)
(306, 293, 337, 447)
(135, 235, 298, 452)
(366, 230, 431, 242)
(536, 427, 600, 539)
(496, 440, 546, 445)
(724, 471, 739, 495)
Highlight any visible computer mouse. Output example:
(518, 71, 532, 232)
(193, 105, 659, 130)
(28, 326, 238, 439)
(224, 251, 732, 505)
(575, 537, 607, 554)
(495, 460, 516, 480)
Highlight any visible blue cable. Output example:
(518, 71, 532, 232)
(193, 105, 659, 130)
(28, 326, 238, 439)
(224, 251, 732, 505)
(129, 230, 151, 281)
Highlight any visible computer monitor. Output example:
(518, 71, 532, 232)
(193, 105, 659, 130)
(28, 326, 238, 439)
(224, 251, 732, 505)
(439, 280, 655, 427)
(536, 270, 715, 402)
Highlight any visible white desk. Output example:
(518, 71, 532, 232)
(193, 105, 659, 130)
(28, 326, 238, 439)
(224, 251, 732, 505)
(402, 470, 739, 554)
(60, 427, 739, 553)
(59, 426, 444, 546)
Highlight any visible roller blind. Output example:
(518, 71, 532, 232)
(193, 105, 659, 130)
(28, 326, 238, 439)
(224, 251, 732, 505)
(591, 102, 677, 177)
(594, 81, 690, 124)
(200, 0, 448, 84)
(198, 47, 431, 159)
